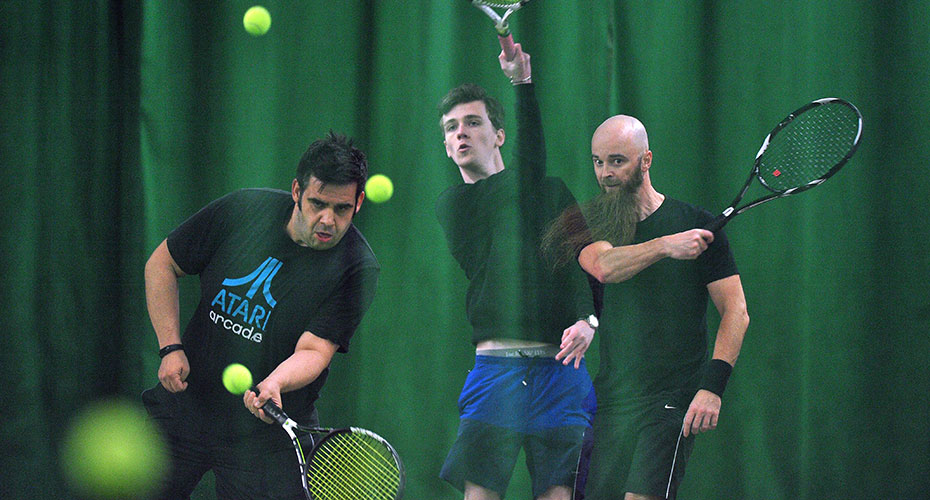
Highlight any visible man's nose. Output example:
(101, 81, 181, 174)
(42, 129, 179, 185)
(319, 209, 335, 226)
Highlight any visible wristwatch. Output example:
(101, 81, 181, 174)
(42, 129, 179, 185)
(581, 314, 599, 329)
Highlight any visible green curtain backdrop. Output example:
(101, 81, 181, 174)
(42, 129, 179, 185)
(3, 1, 928, 499)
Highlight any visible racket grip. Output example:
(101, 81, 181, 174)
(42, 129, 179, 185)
(250, 386, 290, 426)
(499, 33, 516, 61)
(703, 214, 729, 233)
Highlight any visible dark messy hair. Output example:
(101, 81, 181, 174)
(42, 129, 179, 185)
(438, 83, 505, 131)
(296, 131, 368, 200)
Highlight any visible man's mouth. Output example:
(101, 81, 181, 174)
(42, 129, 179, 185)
(457, 144, 471, 152)
(315, 231, 333, 242)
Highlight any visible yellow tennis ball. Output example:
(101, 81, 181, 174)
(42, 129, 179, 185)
(61, 399, 168, 499)
(243, 6, 271, 36)
(365, 174, 394, 203)
(222, 363, 253, 395)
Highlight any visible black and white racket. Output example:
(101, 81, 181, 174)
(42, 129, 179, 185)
(259, 396, 405, 500)
(705, 97, 863, 232)
(467, 0, 533, 60)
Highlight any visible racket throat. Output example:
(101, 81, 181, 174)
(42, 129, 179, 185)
(474, 4, 512, 35)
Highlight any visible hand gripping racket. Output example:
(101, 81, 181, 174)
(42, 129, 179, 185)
(705, 97, 863, 232)
(259, 396, 405, 500)
(467, 0, 533, 60)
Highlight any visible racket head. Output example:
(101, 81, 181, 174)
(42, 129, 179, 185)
(305, 428, 405, 500)
(755, 97, 863, 194)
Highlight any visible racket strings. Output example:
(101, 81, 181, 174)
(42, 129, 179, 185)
(307, 444, 397, 500)
(758, 102, 860, 192)
(306, 432, 400, 500)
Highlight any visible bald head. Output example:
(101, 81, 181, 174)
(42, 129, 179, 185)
(592, 115, 649, 153)
(590, 114, 654, 194)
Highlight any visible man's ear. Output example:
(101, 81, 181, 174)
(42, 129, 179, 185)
(354, 190, 365, 214)
(641, 150, 653, 171)
(291, 179, 301, 205)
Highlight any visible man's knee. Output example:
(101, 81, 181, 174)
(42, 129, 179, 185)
(464, 481, 503, 500)
(537, 484, 572, 500)
(624, 493, 663, 500)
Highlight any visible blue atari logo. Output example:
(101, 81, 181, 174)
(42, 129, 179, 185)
(208, 257, 282, 343)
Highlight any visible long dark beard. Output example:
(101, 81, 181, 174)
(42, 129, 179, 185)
(540, 167, 643, 269)
(584, 186, 641, 247)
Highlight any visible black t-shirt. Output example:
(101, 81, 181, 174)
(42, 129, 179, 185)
(595, 197, 738, 406)
(166, 188, 379, 432)
(436, 84, 598, 345)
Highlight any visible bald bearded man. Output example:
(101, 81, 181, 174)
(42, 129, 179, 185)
(560, 116, 750, 499)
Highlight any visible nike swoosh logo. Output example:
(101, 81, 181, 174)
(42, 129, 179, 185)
(664, 404, 677, 410)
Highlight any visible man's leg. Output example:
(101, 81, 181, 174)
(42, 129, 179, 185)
(442, 356, 526, 497)
(141, 385, 211, 499)
(625, 494, 663, 500)
(537, 484, 572, 500)
(465, 481, 503, 500)
(524, 358, 594, 500)
(622, 395, 696, 500)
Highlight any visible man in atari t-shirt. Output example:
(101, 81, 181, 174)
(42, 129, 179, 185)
(142, 132, 379, 499)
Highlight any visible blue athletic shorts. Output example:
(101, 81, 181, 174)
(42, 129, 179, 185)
(440, 355, 594, 497)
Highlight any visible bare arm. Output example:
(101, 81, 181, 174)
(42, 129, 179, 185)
(683, 274, 750, 437)
(579, 229, 714, 283)
(706, 274, 749, 365)
(245, 331, 339, 423)
(144, 239, 190, 392)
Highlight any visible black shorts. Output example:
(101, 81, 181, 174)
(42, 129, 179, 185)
(584, 392, 696, 500)
(142, 384, 314, 500)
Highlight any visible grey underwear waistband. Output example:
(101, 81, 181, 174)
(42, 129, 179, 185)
(476, 346, 561, 358)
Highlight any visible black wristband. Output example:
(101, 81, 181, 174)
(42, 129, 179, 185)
(700, 359, 733, 397)
(158, 344, 184, 358)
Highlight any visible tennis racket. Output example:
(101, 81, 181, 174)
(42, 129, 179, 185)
(705, 97, 863, 233)
(467, 0, 533, 60)
(258, 396, 405, 500)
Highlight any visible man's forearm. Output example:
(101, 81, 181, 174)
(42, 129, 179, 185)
(264, 349, 331, 394)
(708, 275, 750, 366)
(711, 307, 749, 366)
(579, 238, 669, 283)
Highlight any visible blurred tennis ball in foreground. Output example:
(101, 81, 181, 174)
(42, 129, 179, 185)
(223, 363, 253, 395)
(243, 6, 271, 36)
(365, 174, 394, 203)
(61, 399, 167, 499)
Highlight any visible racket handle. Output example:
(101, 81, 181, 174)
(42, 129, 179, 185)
(704, 214, 729, 233)
(250, 386, 290, 426)
(499, 33, 516, 61)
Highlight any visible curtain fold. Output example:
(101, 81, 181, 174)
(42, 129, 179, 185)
(2, 1, 928, 498)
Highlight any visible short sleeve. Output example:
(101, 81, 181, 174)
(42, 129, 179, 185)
(303, 264, 380, 353)
(698, 228, 739, 285)
(166, 193, 234, 275)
